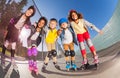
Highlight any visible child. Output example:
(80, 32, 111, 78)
(1, 6, 36, 69)
(42, 18, 60, 71)
(58, 18, 78, 71)
(68, 10, 102, 69)
(27, 17, 47, 74)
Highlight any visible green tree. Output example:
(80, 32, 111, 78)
(0, 0, 27, 29)
(0, 0, 27, 45)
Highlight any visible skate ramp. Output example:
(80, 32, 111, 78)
(92, 0, 120, 51)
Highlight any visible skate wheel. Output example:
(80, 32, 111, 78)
(94, 64, 99, 70)
(74, 68, 77, 71)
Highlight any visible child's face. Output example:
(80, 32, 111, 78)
(61, 22, 68, 29)
(49, 21, 57, 29)
(25, 9, 34, 17)
(38, 20, 45, 28)
(71, 12, 78, 20)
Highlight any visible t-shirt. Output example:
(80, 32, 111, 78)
(45, 29, 58, 43)
(71, 19, 87, 34)
(62, 29, 73, 44)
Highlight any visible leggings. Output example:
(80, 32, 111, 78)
(77, 32, 95, 57)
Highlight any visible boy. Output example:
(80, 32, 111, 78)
(42, 18, 60, 71)
(58, 18, 78, 71)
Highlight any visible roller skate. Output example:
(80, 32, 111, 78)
(80, 58, 89, 70)
(71, 63, 77, 71)
(93, 55, 99, 70)
(28, 60, 33, 71)
(66, 63, 71, 71)
(41, 63, 47, 72)
(54, 62, 60, 70)
(11, 57, 19, 73)
(33, 61, 38, 75)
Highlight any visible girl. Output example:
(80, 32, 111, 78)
(68, 10, 102, 69)
(27, 17, 47, 74)
(1, 6, 36, 69)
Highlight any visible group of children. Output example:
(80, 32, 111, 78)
(1, 6, 102, 75)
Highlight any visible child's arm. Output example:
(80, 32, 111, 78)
(57, 28, 63, 36)
(84, 19, 101, 33)
(30, 31, 40, 40)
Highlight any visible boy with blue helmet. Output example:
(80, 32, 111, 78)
(58, 18, 78, 71)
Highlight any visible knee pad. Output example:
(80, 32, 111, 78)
(70, 50, 75, 57)
(64, 50, 70, 57)
(47, 51, 52, 58)
(31, 47, 38, 56)
(27, 48, 32, 56)
(52, 50, 57, 57)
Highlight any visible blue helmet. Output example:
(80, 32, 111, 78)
(59, 18, 68, 25)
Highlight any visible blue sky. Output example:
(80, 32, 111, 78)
(24, 0, 118, 38)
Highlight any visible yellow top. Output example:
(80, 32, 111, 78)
(45, 29, 58, 43)
(71, 19, 87, 34)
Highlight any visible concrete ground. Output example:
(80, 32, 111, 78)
(0, 41, 120, 78)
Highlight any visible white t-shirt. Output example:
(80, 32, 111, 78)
(62, 29, 73, 44)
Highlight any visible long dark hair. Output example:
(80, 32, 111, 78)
(37, 16, 48, 27)
(24, 6, 36, 24)
(27, 5, 36, 17)
(68, 10, 83, 22)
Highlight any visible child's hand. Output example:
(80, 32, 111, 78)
(99, 30, 103, 35)
(57, 29, 63, 35)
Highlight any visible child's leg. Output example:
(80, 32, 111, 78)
(42, 51, 51, 71)
(44, 43, 52, 64)
(1, 40, 9, 67)
(52, 50, 57, 63)
(27, 47, 33, 71)
(11, 42, 16, 65)
(51, 43, 60, 70)
(2, 40, 9, 55)
(69, 43, 75, 63)
(32, 46, 38, 73)
(77, 34, 88, 64)
(84, 32, 99, 64)
(63, 44, 70, 63)
(69, 43, 77, 70)
(86, 39, 96, 56)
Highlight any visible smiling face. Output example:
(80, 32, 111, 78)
(49, 20, 57, 29)
(61, 22, 68, 29)
(71, 12, 78, 20)
(38, 19, 46, 28)
(25, 9, 34, 17)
